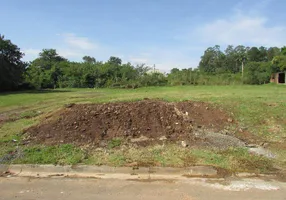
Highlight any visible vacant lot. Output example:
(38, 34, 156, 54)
(0, 85, 285, 174)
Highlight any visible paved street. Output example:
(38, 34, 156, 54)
(1, 177, 286, 200)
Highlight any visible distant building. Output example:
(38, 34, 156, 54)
(270, 72, 286, 84)
(146, 64, 167, 76)
(146, 69, 163, 74)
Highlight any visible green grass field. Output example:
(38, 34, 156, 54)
(0, 85, 285, 173)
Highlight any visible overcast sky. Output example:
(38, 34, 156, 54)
(1, 0, 285, 71)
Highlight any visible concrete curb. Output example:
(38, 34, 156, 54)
(1, 164, 218, 179)
(0, 164, 273, 180)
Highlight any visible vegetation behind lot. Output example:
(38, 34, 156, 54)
(1, 34, 286, 92)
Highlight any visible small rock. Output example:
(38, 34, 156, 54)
(239, 127, 248, 132)
(175, 122, 179, 125)
(99, 141, 107, 147)
(65, 103, 75, 108)
(248, 147, 276, 158)
(166, 126, 172, 130)
(101, 130, 107, 138)
(206, 107, 209, 110)
(246, 144, 258, 148)
(12, 139, 17, 142)
(185, 112, 189, 116)
(221, 129, 229, 135)
(227, 118, 233, 123)
(181, 141, 188, 148)
(159, 136, 167, 141)
(194, 132, 200, 137)
(125, 162, 138, 167)
(263, 143, 269, 148)
(95, 148, 103, 152)
(120, 145, 128, 151)
(131, 136, 149, 143)
(21, 140, 30, 145)
(236, 172, 257, 178)
(260, 142, 269, 148)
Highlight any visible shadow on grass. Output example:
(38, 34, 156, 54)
(0, 89, 72, 95)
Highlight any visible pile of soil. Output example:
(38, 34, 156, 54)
(26, 99, 232, 146)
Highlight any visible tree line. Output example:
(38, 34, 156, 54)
(1, 34, 286, 91)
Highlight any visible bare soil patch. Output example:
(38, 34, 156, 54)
(25, 99, 235, 148)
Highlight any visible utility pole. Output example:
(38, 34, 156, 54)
(241, 61, 244, 78)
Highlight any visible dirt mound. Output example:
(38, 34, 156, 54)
(26, 100, 231, 146)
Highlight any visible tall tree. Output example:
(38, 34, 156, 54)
(258, 46, 268, 62)
(107, 56, 122, 66)
(33, 49, 66, 70)
(272, 55, 286, 71)
(26, 49, 66, 88)
(224, 45, 237, 73)
(267, 47, 280, 61)
(234, 45, 247, 75)
(199, 45, 225, 73)
(281, 46, 286, 56)
(0, 35, 27, 90)
(82, 56, 96, 64)
(247, 47, 261, 62)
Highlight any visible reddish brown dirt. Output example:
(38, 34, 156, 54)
(26, 100, 231, 146)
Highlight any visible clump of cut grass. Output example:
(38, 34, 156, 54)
(107, 138, 122, 149)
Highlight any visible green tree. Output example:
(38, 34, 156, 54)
(135, 64, 151, 76)
(266, 47, 280, 61)
(247, 47, 261, 62)
(31, 49, 66, 70)
(233, 45, 247, 74)
(82, 56, 96, 64)
(107, 56, 122, 66)
(199, 45, 225, 73)
(272, 55, 286, 71)
(281, 46, 286, 56)
(26, 49, 66, 89)
(244, 62, 272, 84)
(0, 35, 27, 90)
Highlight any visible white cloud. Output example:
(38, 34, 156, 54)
(57, 49, 83, 58)
(195, 12, 286, 47)
(54, 33, 104, 61)
(126, 49, 199, 72)
(22, 48, 40, 61)
(128, 57, 149, 64)
(62, 33, 97, 50)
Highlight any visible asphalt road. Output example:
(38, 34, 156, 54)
(1, 177, 286, 200)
